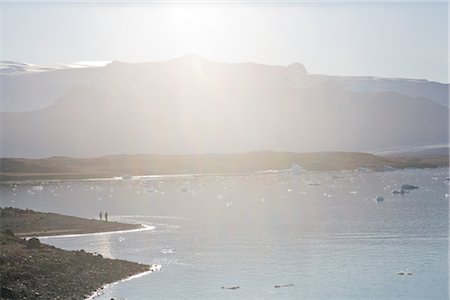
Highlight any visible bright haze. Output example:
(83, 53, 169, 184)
(2, 2, 448, 82)
(0, 2, 448, 158)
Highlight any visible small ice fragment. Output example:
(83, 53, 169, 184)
(400, 184, 419, 190)
(274, 284, 294, 288)
(375, 196, 384, 202)
(150, 264, 162, 271)
(221, 286, 239, 290)
(161, 248, 176, 254)
(392, 189, 407, 195)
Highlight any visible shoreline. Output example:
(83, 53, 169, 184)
(1, 207, 144, 238)
(0, 208, 158, 299)
(36, 223, 155, 239)
(85, 265, 161, 300)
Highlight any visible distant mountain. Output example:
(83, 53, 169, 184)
(0, 55, 448, 158)
(1, 56, 447, 112)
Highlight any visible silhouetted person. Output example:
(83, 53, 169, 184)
(99, 211, 103, 221)
(105, 211, 108, 222)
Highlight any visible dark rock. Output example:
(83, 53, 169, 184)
(1, 287, 20, 299)
(26, 237, 41, 249)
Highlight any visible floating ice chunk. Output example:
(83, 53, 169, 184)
(290, 163, 304, 175)
(287, 189, 293, 192)
(274, 284, 294, 288)
(355, 167, 371, 173)
(161, 248, 176, 254)
(221, 286, 239, 290)
(382, 165, 395, 171)
(397, 271, 413, 276)
(225, 202, 233, 207)
(33, 185, 44, 191)
(306, 181, 321, 186)
(217, 194, 224, 200)
(401, 184, 419, 190)
(150, 264, 162, 271)
(392, 189, 408, 195)
(375, 195, 384, 202)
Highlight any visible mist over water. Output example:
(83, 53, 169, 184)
(1, 168, 448, 299)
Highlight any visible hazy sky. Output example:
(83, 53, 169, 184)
(1, 1, 448, 82)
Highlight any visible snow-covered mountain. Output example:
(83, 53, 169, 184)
(0, 55, 448, 158)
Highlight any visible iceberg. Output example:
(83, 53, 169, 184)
(290, 163, 304, 175)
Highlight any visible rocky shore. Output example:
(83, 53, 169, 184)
(0, 207, 142, 237)
(0, 208, 153, 299)
(0, 231, 150, 299)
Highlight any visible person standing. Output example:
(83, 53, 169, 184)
(105, 211, 108, 222)
(99, 211, 103, 221)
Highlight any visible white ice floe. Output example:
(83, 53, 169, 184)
(161, 248, 176, 254)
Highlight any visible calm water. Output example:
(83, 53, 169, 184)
(1, 168, 449, 299)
